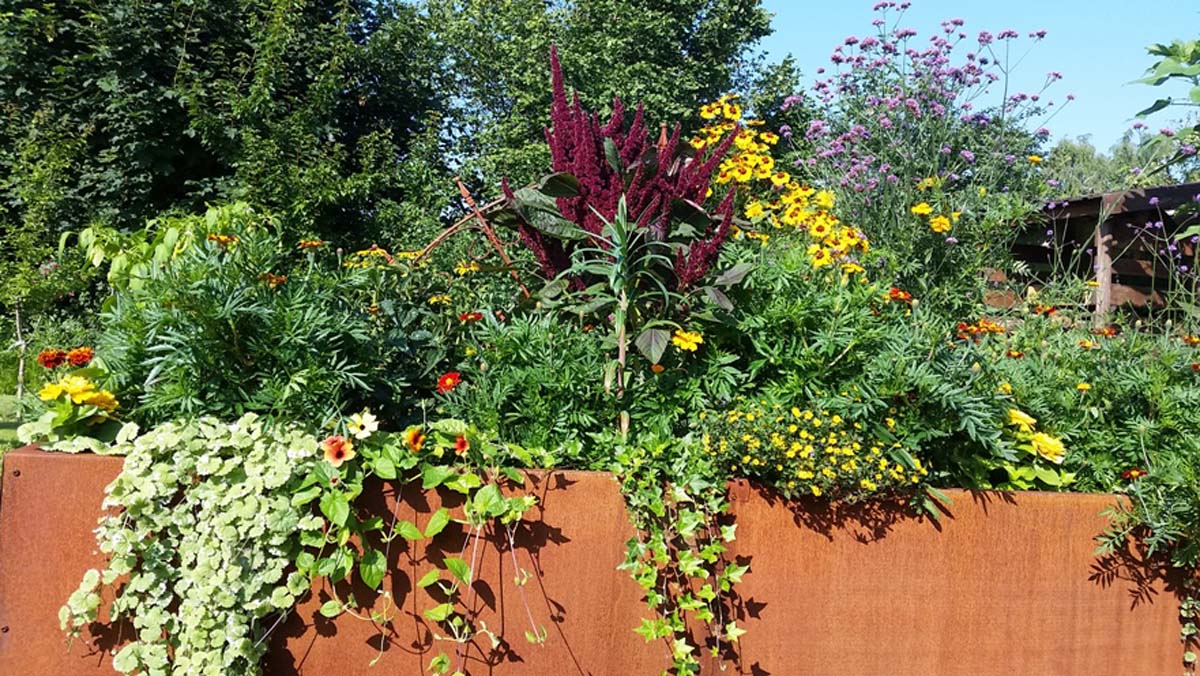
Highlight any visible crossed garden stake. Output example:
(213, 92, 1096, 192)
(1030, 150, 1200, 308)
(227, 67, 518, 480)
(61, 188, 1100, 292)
(416, 178, 531, 300)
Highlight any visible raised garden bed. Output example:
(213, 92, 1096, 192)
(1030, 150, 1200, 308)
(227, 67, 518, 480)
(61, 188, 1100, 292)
(0, 446, 1186, 675)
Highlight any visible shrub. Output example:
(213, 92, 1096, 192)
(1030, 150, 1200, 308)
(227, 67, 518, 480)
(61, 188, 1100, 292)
(98, 204, 441, 428)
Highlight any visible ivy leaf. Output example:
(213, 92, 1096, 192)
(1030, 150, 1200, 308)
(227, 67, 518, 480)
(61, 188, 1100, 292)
(359, 548, 386, 590)
(319, 492, 350, 527)
(425, 508, 451, 538)
(724, 621, 747, 643)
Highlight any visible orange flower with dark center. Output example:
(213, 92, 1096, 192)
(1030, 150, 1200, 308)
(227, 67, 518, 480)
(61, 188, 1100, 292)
(1184, 335, 1200, 346)
(1033, 305, 1057, 316)
(259, 272, 288, 289)
(888, 287, 912, 304)
(37, 349, 67, 369)
(66, 346, 94, 367)
(321, 435, 356, 468)
(437, 372, 462, 394)
(1121, 468, 1148, 480)
(459, 312, 484, 323)
(1005, 349, 1024, 359)
(404, 427, 426, 452)
(298, 239, 326, 250)
(454, 435, 470, 456)
(1092, 326, 1119, 338)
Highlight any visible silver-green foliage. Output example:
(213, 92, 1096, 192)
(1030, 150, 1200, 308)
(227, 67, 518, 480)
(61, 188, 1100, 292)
(61, 414, 322, 676)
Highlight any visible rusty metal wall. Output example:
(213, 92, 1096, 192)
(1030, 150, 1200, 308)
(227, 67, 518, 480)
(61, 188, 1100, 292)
(0, 446, 1186, 675)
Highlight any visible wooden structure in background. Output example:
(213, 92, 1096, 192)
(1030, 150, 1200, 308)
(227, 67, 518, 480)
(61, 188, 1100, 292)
(1010, 182, 1200, 323)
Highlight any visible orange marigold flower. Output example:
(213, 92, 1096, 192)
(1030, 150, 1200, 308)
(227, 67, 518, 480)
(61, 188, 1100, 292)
(888, 287, 913, 304)
(437, 372, 462, 394)
(1033, 305, 1057, 316)
(298, 239, 326, 250)
(206, 233, 238, 248)
(1121, 468, 1148, 480)
(1005, 349, 1024, 359)
(1078, 339, 1098, 350)
(1092, 326, 1119, 338)
(259, 272, 288, 289)
(454, 435, 470, 456)
(405, 426, 426, 452)
(37, 349, 68, 369)
(67, 346, 95, 367)
(459, 312, 484, 323)
(321, 435, 356, 468)
(1184, 335, 1200, 346)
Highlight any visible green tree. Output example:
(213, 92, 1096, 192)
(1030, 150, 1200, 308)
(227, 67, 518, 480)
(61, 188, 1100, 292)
(428, 0, 776, 189)
(0, 0, 450, 245)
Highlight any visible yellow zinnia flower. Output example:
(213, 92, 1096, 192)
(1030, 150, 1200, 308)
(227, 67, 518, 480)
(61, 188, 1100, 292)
(910, 202, 934, 216)
(929, 215, 952, 233)
(38, 382, 64, 401)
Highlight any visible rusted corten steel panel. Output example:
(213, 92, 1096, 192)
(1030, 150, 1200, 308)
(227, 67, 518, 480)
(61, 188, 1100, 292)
(0, 446, 1187, 675)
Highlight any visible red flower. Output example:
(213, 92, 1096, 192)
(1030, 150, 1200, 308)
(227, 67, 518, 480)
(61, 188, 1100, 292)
(888, 287, 913, 304)
(459, 312, 484, 323)
(37, 349, 67, 369)
(1092, 326, 1119, 338)
(454, 435, 470, 456)
(321, 435, 356, 468)
(1192, 363, 1200, 372)
(1121, 468, 1148, 480)
(1005, 349, 1024, 359)
(437, 372, 462, 394)
(66, 346, 94, 367)
(1033, 305, 1057, 316)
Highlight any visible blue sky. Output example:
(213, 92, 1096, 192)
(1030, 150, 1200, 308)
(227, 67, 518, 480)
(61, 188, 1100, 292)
(758, 0, 1200, 150)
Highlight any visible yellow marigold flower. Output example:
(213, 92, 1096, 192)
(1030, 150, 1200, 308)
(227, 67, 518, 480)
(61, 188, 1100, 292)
(428, 294, 451, 304)
(745, 201, 765, 219)
(672, 329, 704, 352)
(1029, 432, 1065, 464)
(1007, 408, 1037, 434)
(38, 382, 64, 401)
(1076, 382, 1091, 392)
(814, 190, 835, 210)
(998, 382, 1013, 395)
(81, 389, 118, 412)
(810, 485, 822, 497)
(929, 215, 952, 233)
(910, 202, 934, 216)
(1027, 154, 1043, 164)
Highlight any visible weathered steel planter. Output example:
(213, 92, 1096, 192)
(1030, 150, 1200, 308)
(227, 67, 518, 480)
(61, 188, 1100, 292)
(0, 446, 1187, 675)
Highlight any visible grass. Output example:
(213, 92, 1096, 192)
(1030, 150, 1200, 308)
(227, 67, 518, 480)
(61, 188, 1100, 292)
(0, 394, 21, 453)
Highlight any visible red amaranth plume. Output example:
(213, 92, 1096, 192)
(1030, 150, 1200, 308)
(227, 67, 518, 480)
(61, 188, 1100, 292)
(514, 45, 735, 288)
